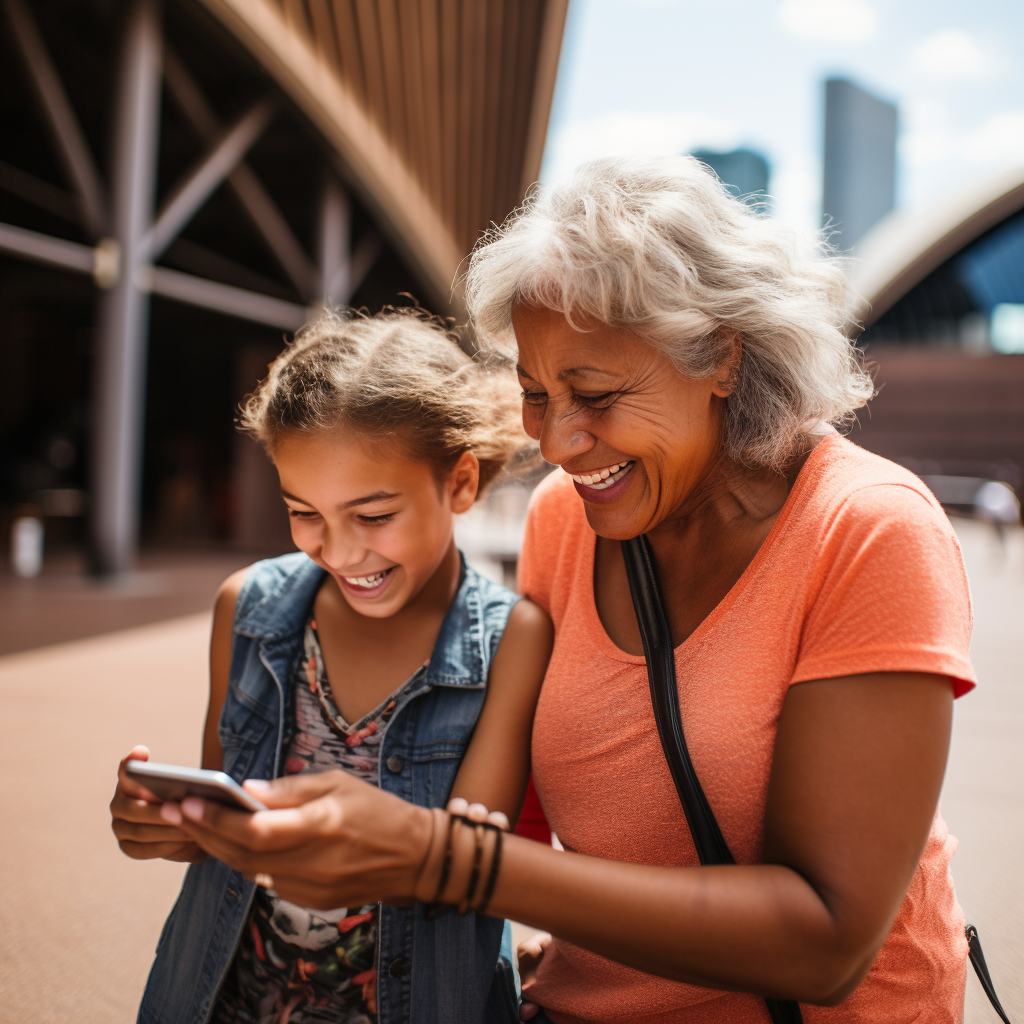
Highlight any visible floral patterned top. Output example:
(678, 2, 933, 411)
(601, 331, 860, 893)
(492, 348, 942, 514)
(211, 617, 424, 1024)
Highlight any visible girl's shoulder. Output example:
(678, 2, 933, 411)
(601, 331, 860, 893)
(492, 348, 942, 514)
(461, 558, 522, 636)
(232, 552, 327, 639)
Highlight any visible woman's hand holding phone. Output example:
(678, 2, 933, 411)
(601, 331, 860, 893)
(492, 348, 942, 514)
(110, 745, 207, 864)
(161, 768, 433, 908)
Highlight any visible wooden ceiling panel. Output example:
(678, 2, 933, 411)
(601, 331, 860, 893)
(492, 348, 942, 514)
(330, 0, 366, 107)
(200, 0, 568, 309)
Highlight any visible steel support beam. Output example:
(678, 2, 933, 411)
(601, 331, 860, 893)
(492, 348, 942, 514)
(317, 178, 382, 307)
(0, 221, 95, 275)
(319, 177, 349, 307)
(91, 0, 162, 574)
(142, 98, 275, 262)
(0, 221, 301, 329)
(139, 265, 306, 330)
(3, 0, 108, 237)
(163, 49, 318, 300)
(348, 232, 383, 302)
(0, 160, 82, 224)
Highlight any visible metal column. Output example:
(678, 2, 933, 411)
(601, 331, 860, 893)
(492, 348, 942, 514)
(319, 177, 350, 307)
(91, 0, 161, 573)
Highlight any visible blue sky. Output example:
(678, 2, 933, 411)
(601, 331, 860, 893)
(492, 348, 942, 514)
(540, 0, 1024, 230)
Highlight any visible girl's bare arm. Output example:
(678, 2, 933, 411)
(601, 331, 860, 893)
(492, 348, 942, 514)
(110, 568, 247, 860)
(449, 598, 554, 822)
(201, 568, 249, 770)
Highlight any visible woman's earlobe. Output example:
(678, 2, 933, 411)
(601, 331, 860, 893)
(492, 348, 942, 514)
(712, 334, 742, 397)
(713, 368, 740, 398)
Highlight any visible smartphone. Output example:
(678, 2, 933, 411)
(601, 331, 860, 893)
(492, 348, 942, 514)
(125, 760, 267, 812)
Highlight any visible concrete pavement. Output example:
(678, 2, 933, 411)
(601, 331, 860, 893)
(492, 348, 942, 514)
(1, 522, 1021, 1022)
(942, 520, 1024, 1023)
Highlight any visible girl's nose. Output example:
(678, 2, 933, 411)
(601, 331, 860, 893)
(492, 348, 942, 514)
(319, 527, 367, 574)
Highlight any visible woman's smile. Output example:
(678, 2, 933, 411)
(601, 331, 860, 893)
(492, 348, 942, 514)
(566, 459, 637, 502)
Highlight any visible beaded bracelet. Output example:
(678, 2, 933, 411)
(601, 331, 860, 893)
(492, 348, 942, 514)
(458, 821, 486, 916)
(427, 807, 506, 917)
(429, 811, 460, 910)
(476, 826, 503, 917)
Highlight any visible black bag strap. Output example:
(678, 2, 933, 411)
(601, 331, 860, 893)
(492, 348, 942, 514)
(966, 925, 1014, 1024)
(621, 534, 1014, 1024)
(621, 535, 803, 1024)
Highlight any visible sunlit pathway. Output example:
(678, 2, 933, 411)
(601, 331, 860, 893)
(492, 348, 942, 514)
(2, 521, 1021, 1023)
(0, 614, 209, 1023)
(942, 521, 1024, 1024)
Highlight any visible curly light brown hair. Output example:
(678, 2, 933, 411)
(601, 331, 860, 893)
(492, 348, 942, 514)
(239, 306, 529, 497)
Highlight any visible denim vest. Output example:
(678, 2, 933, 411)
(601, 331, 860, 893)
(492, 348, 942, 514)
(138, 552, 522, 1024)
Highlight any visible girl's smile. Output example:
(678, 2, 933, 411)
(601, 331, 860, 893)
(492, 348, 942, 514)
(337, 564, 397, 599)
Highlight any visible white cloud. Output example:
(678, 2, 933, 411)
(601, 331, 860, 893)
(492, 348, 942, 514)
(899, 97, 955, 166)
(776, 0, 878, 44)
(910, 29, 1005, 82)
(968, 110, 1024, 164)
(541, 111, 741, 184)
(770, 161, 821, 230)
(901, 102, 1024, 171)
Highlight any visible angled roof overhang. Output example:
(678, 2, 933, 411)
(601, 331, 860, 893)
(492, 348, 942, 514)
(849, 163, 1024, 329)
(198, 0, 568, 314)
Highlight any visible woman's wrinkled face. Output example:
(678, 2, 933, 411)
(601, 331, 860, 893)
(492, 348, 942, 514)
(272, 431, 477, 618)
(513, 305, 732, 539)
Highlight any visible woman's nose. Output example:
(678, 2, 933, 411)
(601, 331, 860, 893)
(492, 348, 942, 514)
(538, 408, 595, 467)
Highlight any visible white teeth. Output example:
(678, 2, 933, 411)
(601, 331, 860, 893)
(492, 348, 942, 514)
(568, 460, 635, 489)
(344, 569, 389, 588)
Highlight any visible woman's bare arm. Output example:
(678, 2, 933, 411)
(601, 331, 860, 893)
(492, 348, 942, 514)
(482, 670, 953, 1004)
(165, 669, 952, 1006)
(449, 598, 553, 821)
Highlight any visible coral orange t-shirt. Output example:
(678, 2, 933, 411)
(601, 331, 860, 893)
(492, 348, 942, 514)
(518, 433, 975, 1024)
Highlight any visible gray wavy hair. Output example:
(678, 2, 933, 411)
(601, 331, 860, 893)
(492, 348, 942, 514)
(465, 155, 874, 470)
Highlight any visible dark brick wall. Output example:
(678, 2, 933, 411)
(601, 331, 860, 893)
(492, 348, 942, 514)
(850, 347, 1024, 492)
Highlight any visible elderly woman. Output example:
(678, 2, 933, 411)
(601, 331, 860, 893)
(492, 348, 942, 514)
(172, 157, 975, 1023)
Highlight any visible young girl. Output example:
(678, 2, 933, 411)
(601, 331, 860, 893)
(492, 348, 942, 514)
(109, 307, 553, 1024)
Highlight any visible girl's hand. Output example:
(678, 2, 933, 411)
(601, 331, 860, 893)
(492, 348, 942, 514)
(160, 769, 435, 909)
(109, 746, 206, 863)
(517, 932, 552, 1020)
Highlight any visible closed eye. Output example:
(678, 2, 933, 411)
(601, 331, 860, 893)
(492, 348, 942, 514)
(286, 508, 319, 519)
(357, 513, 396, 524)
(520, 389, 548, 406)
(575, 391, 618, 409)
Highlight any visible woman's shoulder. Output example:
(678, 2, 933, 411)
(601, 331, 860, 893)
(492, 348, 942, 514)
(789, 436, 975, 694)
(518, 470, 590, 614)
(799, 433, 951, 534)
(528, 466, 581, 512)
(525, 467, 589, 541)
